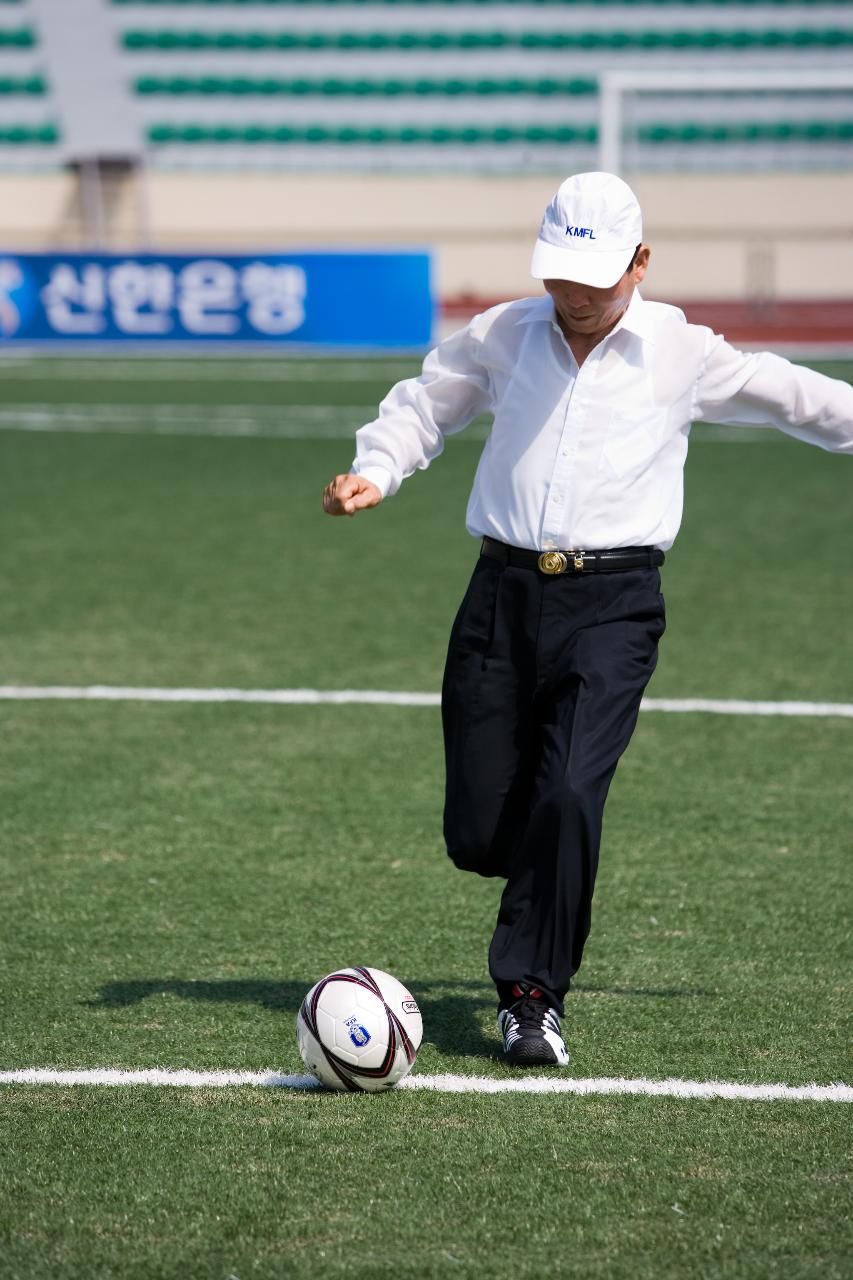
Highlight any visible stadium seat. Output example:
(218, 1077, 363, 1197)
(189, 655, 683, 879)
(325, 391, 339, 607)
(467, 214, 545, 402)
(120, 28, 853, 50)
(1, 0, 851, 172)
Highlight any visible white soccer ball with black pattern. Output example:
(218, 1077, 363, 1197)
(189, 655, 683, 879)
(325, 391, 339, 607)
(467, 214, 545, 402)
(296, 966, 423, 1092)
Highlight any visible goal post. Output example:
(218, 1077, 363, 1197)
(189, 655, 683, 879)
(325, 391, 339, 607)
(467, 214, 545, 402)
(598, 69, 853, 176)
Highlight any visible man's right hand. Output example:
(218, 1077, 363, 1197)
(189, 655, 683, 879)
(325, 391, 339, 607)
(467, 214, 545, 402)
(322, 473, 383, 517)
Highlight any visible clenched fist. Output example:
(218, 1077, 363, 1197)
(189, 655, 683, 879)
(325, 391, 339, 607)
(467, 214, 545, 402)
(322, 473, 383, 517)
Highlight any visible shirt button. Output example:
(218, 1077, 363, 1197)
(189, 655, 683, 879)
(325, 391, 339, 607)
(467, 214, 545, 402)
(561, 448, 570, 457)
(552, 494, 562, 504)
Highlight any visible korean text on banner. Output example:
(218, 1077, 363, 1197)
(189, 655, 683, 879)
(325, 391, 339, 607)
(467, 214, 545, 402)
(0, 252, 432, 348)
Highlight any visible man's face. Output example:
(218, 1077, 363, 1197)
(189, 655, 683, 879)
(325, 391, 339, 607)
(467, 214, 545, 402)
(544, 245, 650, 340)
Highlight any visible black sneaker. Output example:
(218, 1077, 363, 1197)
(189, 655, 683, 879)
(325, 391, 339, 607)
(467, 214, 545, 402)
(497, 983, 570, 1067)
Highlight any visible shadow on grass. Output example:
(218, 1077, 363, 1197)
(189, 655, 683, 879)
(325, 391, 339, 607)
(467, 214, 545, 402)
(84, 978, 498, 1057)
(85, 977, 709, 1061)
(85, 978, 309, 1014)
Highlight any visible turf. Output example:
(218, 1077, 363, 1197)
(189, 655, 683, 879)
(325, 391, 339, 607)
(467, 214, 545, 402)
(2, 1089, 849, 1280)
(0, 356, 851, 698)
(0, 354, 851, 1278)
(1, 702, 851, 1084)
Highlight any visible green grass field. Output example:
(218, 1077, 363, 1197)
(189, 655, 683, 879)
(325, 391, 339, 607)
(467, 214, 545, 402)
(0, 354, 851, 1279)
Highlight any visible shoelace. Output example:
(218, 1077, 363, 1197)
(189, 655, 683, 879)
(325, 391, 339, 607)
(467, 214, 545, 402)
(509, 994, 556, 1033)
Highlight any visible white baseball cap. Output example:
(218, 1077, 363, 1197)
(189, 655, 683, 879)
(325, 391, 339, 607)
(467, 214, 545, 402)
(531, 171, 643, 288)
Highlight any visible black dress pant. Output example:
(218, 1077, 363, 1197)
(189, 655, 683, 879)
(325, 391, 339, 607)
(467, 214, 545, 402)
(442, 550, 666, 1015)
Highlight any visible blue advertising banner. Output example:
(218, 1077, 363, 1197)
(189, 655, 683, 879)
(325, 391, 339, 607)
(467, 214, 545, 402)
(0, 251, 432, 347)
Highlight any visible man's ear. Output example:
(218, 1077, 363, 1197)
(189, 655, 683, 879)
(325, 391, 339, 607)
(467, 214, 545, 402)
(633, 245, 651, 283)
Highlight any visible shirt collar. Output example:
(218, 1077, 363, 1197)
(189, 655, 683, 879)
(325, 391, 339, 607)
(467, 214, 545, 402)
(518, 296, 555, 324)
(612, 289, 655, 344)
(521, 288, 655, 345)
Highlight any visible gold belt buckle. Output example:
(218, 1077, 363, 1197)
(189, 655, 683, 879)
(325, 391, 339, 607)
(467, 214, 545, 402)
(537, 550, 586, 574)
(538, 551, 568, 575)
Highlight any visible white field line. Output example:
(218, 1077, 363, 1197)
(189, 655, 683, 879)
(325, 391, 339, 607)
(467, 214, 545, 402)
(0, 685, 441, 706)
(0, 360, 416, 382)
(0, 403, 377, 440)
(642, 697, 853, 719)
(0, 404, 786, 444)
(0, 686, 851, 717)
(1, 1067, 850, 1102)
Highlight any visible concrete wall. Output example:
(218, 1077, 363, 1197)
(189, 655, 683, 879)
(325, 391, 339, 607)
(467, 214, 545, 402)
(3, 170, 851, 303)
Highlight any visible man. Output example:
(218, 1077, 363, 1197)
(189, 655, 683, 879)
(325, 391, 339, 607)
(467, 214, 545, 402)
(323, 171, 852, 1068)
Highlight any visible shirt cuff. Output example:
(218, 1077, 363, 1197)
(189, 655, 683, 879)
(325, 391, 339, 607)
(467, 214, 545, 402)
(350, 464, 393, 499)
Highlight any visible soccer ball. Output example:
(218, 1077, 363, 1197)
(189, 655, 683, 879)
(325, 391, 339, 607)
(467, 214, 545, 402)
(296, 966, 423, 1092)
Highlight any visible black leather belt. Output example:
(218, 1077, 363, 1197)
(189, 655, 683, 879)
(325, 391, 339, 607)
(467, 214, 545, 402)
(481, 536, 665, 576)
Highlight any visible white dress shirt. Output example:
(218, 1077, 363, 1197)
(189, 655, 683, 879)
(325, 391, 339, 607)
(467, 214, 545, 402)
(351, 291, 853, 551)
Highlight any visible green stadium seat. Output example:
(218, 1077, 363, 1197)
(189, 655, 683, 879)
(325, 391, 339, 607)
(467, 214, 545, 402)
(0, 27, 34, 46)
(0, 124, 59, 143)
(635, 120, 853, 144)
(145, 119, 853, 146)
(132, 75, 599, 96)
(121, 28, 853, 51)
(115, 4, 853, 170)
(0, 76, 45, 95)
(106, 0, 853, 7)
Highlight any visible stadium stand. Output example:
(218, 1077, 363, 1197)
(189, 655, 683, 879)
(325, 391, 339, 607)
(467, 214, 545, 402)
(1, 0, 852, 172)
(0, 2, 57, 155)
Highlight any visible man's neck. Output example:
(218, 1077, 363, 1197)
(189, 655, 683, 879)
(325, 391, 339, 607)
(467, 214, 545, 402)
(565, 332, 603, 368)
(557, 302, 630, 369)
